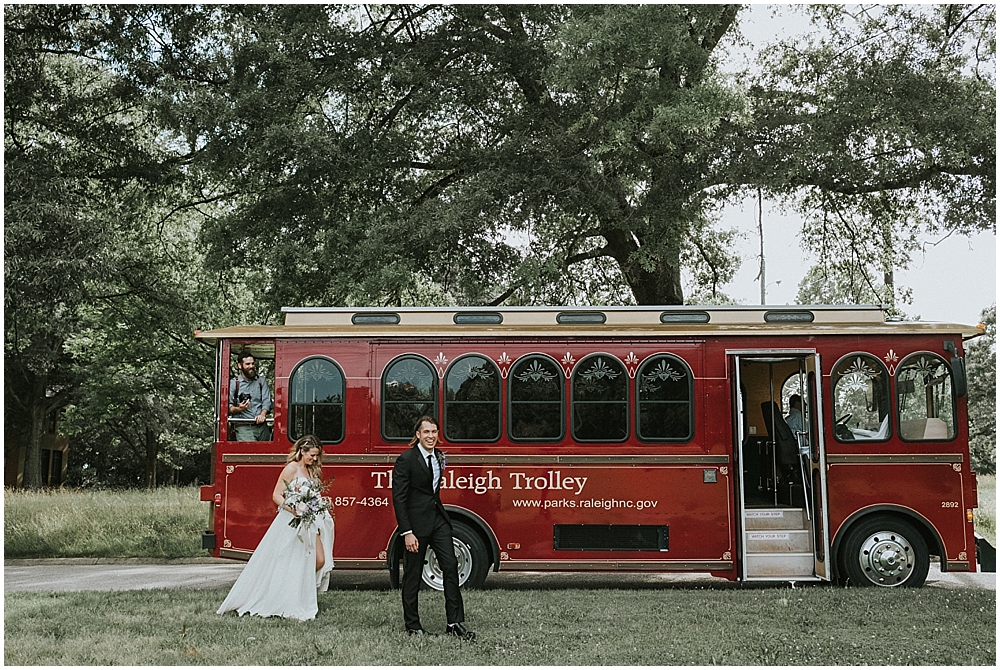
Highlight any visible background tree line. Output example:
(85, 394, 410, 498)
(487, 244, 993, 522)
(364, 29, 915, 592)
(5, 4, 995, 488)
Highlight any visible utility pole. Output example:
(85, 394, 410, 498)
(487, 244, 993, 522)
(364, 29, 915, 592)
(760, 252, 766, 305)
(757, 187, 766, 305)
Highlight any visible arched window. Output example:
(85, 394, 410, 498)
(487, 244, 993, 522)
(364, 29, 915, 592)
(382, 356, 437, 441)
(572, 354, 628, 442)
(831, 354, 891, 442)
(897, 353, 956, 441)
(508, 355, 564, 442)
(780, 373, 805, 414)
(444, 355, 500, 442)
(636, 355, 693, 442)
(289, 357, 345, 443)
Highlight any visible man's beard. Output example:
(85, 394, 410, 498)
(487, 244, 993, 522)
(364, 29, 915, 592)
(242, 368, 258, 380)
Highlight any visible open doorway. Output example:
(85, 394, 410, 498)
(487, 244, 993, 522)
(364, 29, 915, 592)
(737, 356, 810, 508)
(732, 352, 830, 582)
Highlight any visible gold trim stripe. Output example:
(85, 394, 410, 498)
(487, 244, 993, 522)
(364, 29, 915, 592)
(222, 453, 729, 465)
(499, 560, 732, 571)
(218, 550, 385, 570)
(222, 454, 287, 464)
(826, 453, 962, 464)
(331, 560, 386, 569)
(217, 549, 732, 574)
(451, 455, 729, 465)
(325, 454, 396, 464)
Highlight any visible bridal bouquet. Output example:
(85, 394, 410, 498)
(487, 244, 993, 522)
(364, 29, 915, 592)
(282, 479, 332, 531)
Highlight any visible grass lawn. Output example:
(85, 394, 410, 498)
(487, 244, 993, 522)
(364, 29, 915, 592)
(975, 474, 995, 546)
(4, 486, 210, 559)
(5, 482, 996, 665)
(4, 584, 994, 665)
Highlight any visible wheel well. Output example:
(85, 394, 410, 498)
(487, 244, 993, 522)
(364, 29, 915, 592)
(832, 506, 944, 579)
(443, 505, 501, 572)
(384, 506, 501, 584)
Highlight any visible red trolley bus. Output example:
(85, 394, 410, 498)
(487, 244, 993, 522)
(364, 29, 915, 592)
(196, 305, 987, 587)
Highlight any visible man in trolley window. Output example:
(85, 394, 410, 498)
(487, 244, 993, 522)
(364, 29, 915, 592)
(392, 415, 475, 640)
(228, 352, 272, 441)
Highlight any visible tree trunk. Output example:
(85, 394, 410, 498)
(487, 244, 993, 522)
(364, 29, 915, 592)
(622, 255, 684, 305)
(145, 427, 158, 489)
(23, 377, 48, 489)
(8, 334, 72, 489)
(602, 221, 686, 305)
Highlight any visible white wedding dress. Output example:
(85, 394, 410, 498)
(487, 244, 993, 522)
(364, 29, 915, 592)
(217, 477, 335, 621)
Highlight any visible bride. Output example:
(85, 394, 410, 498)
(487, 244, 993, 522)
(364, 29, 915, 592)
(217, 435, 335, 621)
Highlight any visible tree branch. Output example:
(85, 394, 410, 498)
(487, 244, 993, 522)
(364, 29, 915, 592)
(796, 162, 988, 196)
(494, 7, 551, 108)
(377, 85, 420, 130)
(565, 246, 611, 266)
(488, 283, 522, 306)
(409, 170, 463, 210)
(688, 235, 722, 296)
(701, 5, 741, 55)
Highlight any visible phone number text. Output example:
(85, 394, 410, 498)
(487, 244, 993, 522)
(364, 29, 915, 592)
(334, 496, 390, 507)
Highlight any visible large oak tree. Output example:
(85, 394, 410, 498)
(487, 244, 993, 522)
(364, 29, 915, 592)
(111, 3, 993, 309)
(5, 4, 995, 489)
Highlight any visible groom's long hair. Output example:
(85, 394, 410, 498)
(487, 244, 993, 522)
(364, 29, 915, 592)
(408, 415, 440, 448)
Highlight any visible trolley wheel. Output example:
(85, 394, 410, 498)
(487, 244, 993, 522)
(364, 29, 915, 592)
(840, 516, 929, 587)
(421, 522, 490, 590)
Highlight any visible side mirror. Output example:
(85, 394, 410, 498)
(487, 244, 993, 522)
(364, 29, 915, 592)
(943, 341, 967, 398)
(951, 356, 968, 398)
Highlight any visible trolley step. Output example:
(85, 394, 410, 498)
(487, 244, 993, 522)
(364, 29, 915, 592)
(745, 529, 812, 553)
(743, 508, 808, 531)
(744, 552, 815, 578)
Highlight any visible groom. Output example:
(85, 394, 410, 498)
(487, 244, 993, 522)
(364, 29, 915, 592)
(391, 415, 475, 640)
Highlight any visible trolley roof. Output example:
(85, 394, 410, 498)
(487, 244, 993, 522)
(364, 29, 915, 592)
(193, 305, 985, 343)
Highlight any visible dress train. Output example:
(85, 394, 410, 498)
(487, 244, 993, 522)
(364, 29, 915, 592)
(217, 492, 334, 621)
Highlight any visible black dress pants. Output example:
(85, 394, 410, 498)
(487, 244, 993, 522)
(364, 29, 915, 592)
(401, 514, 465, 630)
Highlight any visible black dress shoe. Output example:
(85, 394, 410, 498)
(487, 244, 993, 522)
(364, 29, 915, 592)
(407, 627, 434, 636)
(446, 622, 476, 641)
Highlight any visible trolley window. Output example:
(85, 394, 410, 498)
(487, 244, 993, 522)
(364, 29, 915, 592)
(897, 353, 956, 441)
(227, 345, 275, 442)
(289, 357, 345, 443)
(382, 356, 437, 441)
(508, 355, 564, 442)
(831, 354, 891, 442)
(444, 355, 501, 442)
(636, 354, 694, 442)
(572, 354, 628, 442)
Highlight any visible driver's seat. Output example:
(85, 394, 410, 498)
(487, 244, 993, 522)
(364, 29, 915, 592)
(760, 401, 798, 476)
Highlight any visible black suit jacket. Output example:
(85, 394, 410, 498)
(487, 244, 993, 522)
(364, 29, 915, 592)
(392, 445, 451, 537)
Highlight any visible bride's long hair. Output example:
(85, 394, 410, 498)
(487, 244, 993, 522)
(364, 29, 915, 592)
(287, 434, 324, 481)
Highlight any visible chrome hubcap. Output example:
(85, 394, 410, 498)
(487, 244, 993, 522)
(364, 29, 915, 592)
(859, 531, 915, 586)
(422, 538, 473, 591)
